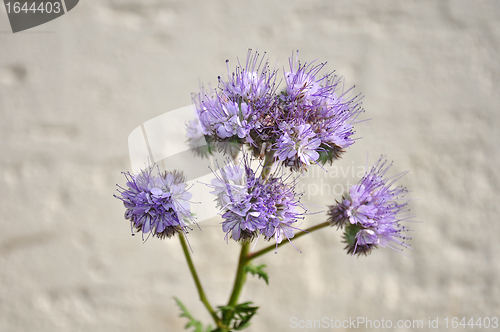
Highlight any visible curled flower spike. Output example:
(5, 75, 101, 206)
(193, 50, 276, 144)
(327, 157, 412, 256)
(276, 52, 363, 168)
(115, 166, 194, 240)
(208, 154, 305, 246)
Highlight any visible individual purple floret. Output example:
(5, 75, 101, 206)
(275, 122, 321, 171)
(284, 58, 326, 105)
(115, 166, 194, 240)
(194, 92, 251, 139)
(221, 51, 276, 104)
(327, 157, 412, 256)
(209, 154, 304, 246)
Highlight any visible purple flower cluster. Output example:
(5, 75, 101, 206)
(192, 50, 362, 172)
(193, 51, 275, 143)
(115, 166, 194, 240)
(209, 155, 304, 245)
(327, 158, 411, 256)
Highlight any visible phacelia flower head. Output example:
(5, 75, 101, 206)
(115, 166, 194, 240)
(209, 154, 304, 246)
(193, 50, 364, 172)
(275, 52, 363, 168)
(193, 50, 276, 144)
(327, 157, 412, 256)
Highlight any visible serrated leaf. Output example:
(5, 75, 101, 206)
(174, 297, 213, 332)
(232, 302, 258, 330)
(244, 264, 269, 285)
(218, 302, 259, 331)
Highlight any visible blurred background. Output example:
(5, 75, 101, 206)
(1, 1, 499, 331)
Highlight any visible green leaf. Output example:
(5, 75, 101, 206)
(174, 297, 213, 332)
(217, 302, 259, 331)
(343, 223, 362, 247)
(316, 144, 345, 166)
(244, 264, 269, 285)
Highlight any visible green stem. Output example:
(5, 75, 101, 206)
(222, 242, 250, 327)
(247, 221, 330, 260)
(227, 242, 250, 306)
(261, 149, 275, 180)
(178, 234, 222, 328)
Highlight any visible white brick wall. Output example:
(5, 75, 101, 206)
(1, 1, 499, 331)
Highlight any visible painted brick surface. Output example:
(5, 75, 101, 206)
(1, 1, 499, 331)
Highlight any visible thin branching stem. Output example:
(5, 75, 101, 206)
(247, 221, 330, 260)
(178, 234, 223, 328)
